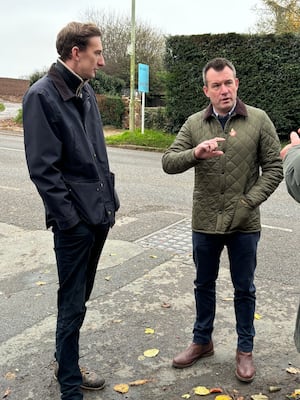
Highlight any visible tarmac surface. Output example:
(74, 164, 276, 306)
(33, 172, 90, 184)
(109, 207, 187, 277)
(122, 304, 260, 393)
(0, 110, 300, 400)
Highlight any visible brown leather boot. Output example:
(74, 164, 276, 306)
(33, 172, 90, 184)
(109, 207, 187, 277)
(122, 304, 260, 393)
(235, 350, 255, 382)
(172, 342, 214, 368)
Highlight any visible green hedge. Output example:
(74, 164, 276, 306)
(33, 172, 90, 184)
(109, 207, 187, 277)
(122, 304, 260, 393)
(96, 95, 125, 128)
(144, 107, 168, 131)
(165, 33, 300, 136)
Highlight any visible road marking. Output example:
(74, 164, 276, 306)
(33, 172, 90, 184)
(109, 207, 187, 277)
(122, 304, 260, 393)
(0, 146, 24, 152)
(262, 224, 292, 232)
(0, 185, 20, 191)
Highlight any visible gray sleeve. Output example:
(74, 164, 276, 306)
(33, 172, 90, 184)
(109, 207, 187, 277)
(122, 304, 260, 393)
(283, 144, 300, 203)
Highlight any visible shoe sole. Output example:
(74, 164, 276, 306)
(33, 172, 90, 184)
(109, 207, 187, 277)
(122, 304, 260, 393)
(172, 350, 214, 369)
(81, 383, 105, 391)
(235, 370, 255, 383)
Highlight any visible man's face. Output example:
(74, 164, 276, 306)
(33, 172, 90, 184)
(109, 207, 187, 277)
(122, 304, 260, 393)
(203, 66, 239, 116)
(75, 36, 105, 80)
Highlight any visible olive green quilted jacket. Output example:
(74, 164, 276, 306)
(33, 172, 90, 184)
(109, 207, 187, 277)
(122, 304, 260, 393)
(162, 99, 283, 234)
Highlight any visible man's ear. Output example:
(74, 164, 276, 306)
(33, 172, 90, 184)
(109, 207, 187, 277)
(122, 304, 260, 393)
(203, 86, 209, 98)
(71, 46, 80, 60)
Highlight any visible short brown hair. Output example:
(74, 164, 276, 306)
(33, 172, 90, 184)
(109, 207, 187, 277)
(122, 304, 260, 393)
(56, 21, 101, 61)
(202, 57, 236, 85)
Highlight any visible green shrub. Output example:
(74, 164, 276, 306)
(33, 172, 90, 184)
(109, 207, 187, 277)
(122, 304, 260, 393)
(14, 108, 23, 124)
(96, 95, 125, 128)
(0, 103, 5, 112)
(144, 107, 169, 131)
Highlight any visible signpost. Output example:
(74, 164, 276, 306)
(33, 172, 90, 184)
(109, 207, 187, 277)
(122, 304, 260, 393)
(138, 63, 149, 134)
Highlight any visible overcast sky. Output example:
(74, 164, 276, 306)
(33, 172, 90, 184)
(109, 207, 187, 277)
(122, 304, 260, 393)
(1, 0, 260, 79)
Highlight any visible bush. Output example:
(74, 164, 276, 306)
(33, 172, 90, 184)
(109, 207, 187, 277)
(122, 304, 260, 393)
(144, 107, 169, 131)
(14, 108, 23, 124)
(0, 103, 5, 112)
(96, 95, 125, 128)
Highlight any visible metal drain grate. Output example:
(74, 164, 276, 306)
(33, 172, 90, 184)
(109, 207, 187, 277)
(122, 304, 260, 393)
(135, 218, 192, 254)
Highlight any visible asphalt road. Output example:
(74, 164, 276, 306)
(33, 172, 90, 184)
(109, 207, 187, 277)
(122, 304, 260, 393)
(0, 132, 299, 400)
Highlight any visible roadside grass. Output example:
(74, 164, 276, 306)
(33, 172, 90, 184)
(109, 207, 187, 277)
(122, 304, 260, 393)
(0, 103, 5, 112)
(105, 129, 175, 150)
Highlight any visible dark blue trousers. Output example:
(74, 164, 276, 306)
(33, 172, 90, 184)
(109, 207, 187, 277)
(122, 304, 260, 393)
(53, 221, 109, 400)
(192, 231, 260, 352)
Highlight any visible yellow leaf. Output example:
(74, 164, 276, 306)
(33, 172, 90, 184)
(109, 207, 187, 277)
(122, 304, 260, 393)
(138, 355, 145, 361)
(251, 394, 269, 400)
(145, 328, 155, 334)
(286, 367, 300, 374)
(150, 255, 157, 258)
(35, 281, 46, 286)
(215, 395, 232, 400)
(143, 348, 159, 358)
(294, 389, 300, 394)
(254, 313, 262, 320)
(113, 383, 129, 393)
(193, 386, 210, 395)
(182, 394, 191, 399)
(104, 276, 111, 281)
(129, 379, 153, 386)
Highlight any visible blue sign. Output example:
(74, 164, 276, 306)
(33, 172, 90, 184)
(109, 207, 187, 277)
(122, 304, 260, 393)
(138, 63, 149, 93)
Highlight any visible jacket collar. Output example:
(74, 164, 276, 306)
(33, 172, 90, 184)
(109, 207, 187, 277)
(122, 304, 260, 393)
(203, 98, 248, 121)
(48, 60, 88, 101)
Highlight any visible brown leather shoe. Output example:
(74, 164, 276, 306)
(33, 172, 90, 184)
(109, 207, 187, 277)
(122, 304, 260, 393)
(172, 341, 214, 368)
(54, 362, 105, 390)
(235, 351, 255, 382)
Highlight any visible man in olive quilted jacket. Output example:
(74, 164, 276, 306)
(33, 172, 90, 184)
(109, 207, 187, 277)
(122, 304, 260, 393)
(162, 57, 283, 382)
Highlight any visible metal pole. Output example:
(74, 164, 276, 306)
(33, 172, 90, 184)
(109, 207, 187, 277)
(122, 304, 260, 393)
(129, 0, 136, 132)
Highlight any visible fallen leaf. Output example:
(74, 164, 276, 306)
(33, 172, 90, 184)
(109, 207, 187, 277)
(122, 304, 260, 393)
(251, 394, 268, 400)
(161, 302, 171, 308)
(215, 395, 232, 400)
(286, 367, 300, 374)
(149, 255, 157, 258)
(129, 379, 153, 386)
(104, 276, 111, 281)
(269, 386, 281, 393)
(109, 253, 117, 256)
(254, 313, 262, 320)
(181, 394, 191, 399)
(144, 328, 155, 334)
(193, 386, 210, 395)
(209, 387, 223, 393)
(35, 281, 46, 286)
(112, 319, 122, 323)
(138, 355, 145, 361)
(143, 348, 159, 358)
(113, 383, 129, 393)
(3, 388, 11, 398)
(4, 372, 16, 380)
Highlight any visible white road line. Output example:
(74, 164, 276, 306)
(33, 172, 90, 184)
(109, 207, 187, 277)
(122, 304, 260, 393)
(262, 224, 292, 232)
(0, 185, 20, 191)
(0, 146, 23, 152)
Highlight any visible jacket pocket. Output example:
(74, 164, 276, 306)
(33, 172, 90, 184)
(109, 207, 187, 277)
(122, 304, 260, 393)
(230, 197, 254, 231)
(65, 180, 107, 225)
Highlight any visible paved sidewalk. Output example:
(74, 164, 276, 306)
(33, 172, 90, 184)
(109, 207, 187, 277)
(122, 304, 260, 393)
(0, 220, 299, 400)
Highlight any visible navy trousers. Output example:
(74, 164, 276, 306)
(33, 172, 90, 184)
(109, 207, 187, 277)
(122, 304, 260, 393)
(53, 221, 109, 400)
(192, 231, 260, 352)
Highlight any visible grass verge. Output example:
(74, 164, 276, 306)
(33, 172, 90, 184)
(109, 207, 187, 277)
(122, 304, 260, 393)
(105, 129, 175, 150)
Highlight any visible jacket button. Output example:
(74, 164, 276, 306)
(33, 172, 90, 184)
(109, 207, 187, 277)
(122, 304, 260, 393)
(96, 188, 100, 191)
